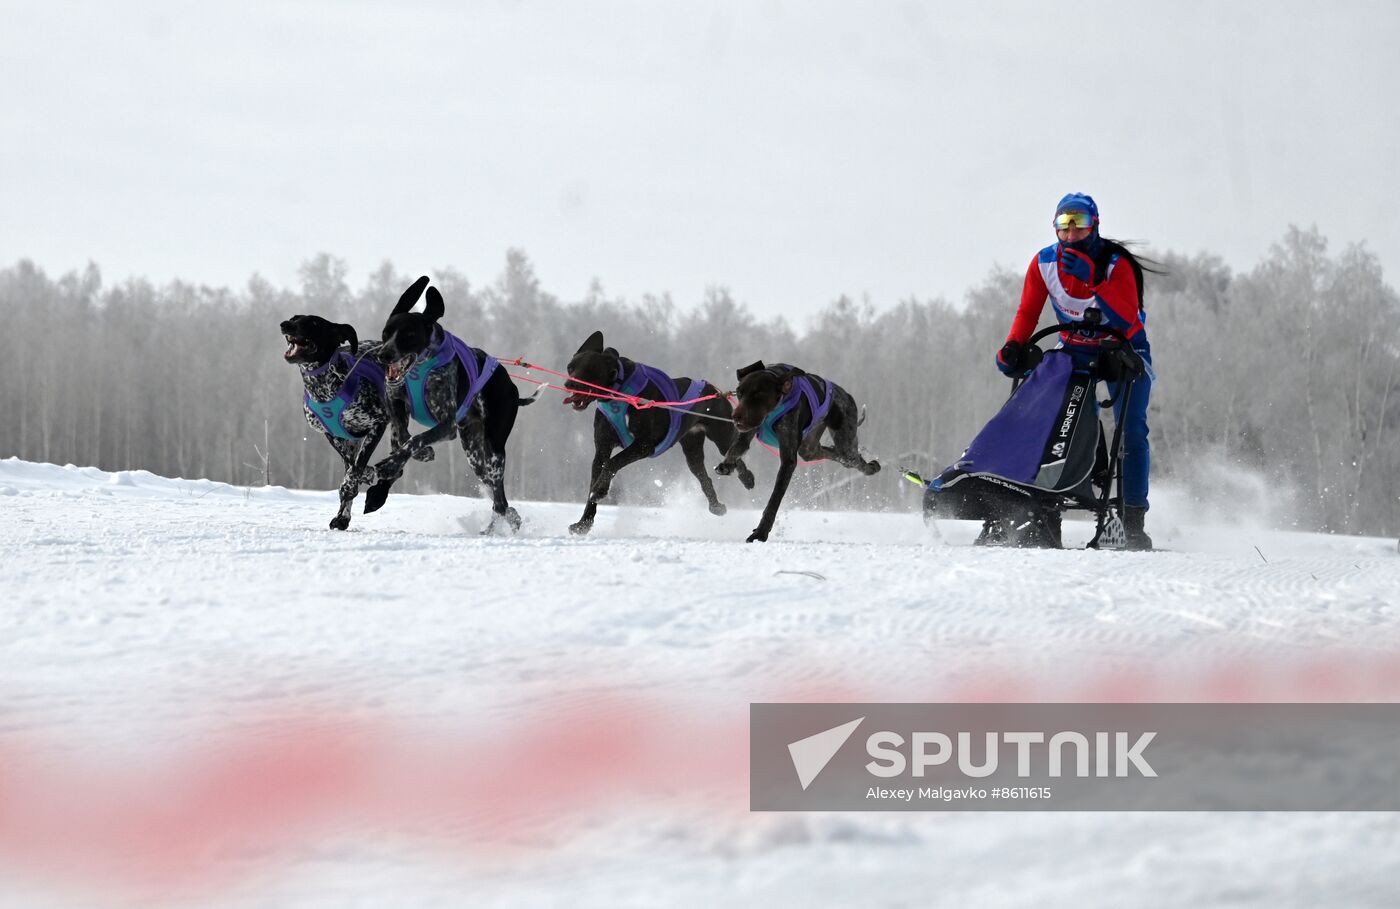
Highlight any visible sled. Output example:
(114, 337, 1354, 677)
(918, 318, 1145, 549)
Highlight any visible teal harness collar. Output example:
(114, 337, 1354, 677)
(303, 350, 387, 440)
(757, 367, 834, 448)
(403, 330, 499, 427)
(596, 360, 706, 457)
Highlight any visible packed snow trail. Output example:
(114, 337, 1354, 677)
(2, 457, 1398, 907)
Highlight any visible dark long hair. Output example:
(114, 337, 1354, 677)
(1096, 236, 1165, 310)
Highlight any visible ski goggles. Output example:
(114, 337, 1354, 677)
(1053, 210, 1096, 230)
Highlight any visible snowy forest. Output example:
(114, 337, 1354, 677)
(2, 225, 1397, 536)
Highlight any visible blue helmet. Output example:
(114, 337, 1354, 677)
(1055, 192, 1099, 221)
(1055, 192, 1104, 259)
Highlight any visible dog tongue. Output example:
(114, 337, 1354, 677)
(562, 392, 596, 409)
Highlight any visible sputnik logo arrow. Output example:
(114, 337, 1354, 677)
(787, 717, 865, 790)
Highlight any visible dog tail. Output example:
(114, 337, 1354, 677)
(857, 405, 867, 427)
(518, 386, 545, 407)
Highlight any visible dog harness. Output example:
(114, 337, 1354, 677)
(303, 350, 387, 440)
(403, 331, 499, 428)
(757, 366, 833, 448)
(596, 361, 706, 457)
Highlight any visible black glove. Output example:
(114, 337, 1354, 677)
(996, 341, 1025, 376)
(1115, 347, 1145, 380)
(1096, 345, 1144, 383)
(997, 341, 1042, 377)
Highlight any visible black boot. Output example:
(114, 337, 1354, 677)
(1123, 506, 1153, 551)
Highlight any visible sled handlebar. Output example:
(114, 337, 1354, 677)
(1025, 319, 1131, 348)
(1009, 320, 1138, 400)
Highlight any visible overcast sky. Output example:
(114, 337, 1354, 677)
(5, 1, 1397, 321)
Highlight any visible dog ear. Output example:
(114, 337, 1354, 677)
(578, 330, 604, 354)
(338, 323, 359, 355)
(736, 361, 766, 381)
(424, 287, 445, 322)
(604, 347, 619, 358)
(393, 276, 430, 316)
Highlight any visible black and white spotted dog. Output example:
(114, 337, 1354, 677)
(561, 330, 755, 535)
(368, 276, 535, 533)
(715, 361, 880, 542)
(281, 314, 409, 530)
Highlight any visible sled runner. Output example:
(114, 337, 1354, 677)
(917, 318, 1146, 549)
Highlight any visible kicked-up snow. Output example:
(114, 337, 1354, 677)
(2, 457, 1399, 907)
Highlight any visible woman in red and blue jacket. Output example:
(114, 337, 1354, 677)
(995, 192, 1156, 549)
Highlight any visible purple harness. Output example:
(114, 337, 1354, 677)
(758, 366, 833, 448)
(597, 361, 707, 457)
(403, 331, 498, 427)
(303, 349, 387, 440)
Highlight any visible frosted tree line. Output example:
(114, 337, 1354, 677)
(1, 226, 1396, 535)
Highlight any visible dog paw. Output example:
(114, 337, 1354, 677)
(708, 502, 727, 516)
(714, 461, 736, 477)
(329, 514, 351, 531)
(482, 507, 523, 536)
(746, 528, 769, 543)
(363, 480, 393, 514)
(569, 520, 594, 536)
(738, 467, 756, 490)
(412, 447, 435, 462)
(864, 460, 881, 475)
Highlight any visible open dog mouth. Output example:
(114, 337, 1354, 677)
(385, 355, 415, 384)
(561, 382, 594, 410)
(284, 335, 310, 361)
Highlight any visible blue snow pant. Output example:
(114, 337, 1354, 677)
(1064, 342, 1153, 510)
(1107, 345, 1153, 510)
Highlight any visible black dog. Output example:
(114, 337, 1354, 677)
(369, 276, 534, 533)
(714, 362, 880, 542)
(281, 314, 403, 530)
(562, 330, 755, 534)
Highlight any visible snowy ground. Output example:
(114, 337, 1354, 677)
(3, 456, 1400, 907)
